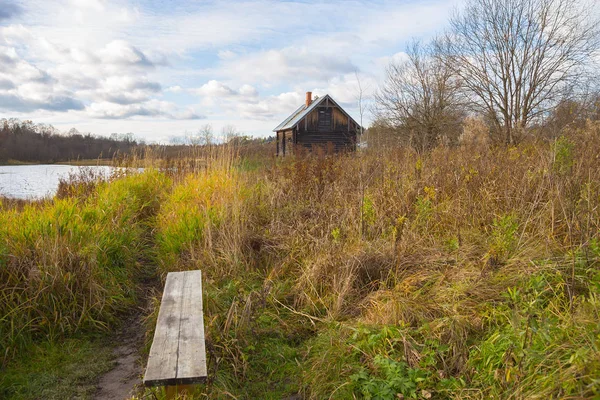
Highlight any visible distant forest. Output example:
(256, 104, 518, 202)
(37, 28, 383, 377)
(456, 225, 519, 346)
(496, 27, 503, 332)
(0, 119, 275, 164)
(0, 119, 139, 163)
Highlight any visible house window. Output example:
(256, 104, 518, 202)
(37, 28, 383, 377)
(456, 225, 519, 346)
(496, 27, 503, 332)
(318, 108, 332, 132)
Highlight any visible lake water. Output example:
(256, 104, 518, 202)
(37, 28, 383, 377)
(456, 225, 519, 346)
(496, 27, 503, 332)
(0, 165, 117, 199)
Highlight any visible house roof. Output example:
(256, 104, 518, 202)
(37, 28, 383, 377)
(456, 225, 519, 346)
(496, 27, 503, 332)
(273, 94, 360, 132)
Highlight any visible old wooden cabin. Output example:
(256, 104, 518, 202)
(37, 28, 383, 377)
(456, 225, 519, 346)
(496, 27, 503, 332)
(273, 92, 361, 156)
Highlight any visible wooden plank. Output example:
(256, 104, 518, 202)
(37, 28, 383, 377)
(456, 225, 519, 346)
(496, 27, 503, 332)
(143, 270, 207, 387)
(144, 272, 185, 385)
(177, 270, 207, 381)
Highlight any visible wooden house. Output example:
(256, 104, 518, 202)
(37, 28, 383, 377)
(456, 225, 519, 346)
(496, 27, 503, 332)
(273, 92, 361, 156)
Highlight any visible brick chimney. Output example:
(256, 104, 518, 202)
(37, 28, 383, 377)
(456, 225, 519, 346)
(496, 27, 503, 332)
(305, 91, 312, 107)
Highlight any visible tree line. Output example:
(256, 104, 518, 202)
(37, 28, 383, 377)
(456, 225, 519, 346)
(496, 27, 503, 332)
(0, 119, 276, 164)
(371, 0, 600, 151)
(0, 119, 139, 163)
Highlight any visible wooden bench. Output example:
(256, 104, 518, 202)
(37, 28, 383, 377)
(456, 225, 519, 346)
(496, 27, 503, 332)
(143, 270, 207, 398)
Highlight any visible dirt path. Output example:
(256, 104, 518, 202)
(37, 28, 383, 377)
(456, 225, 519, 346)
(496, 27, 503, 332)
(93, 314, 146, 400)
(93, 270, 159, 400)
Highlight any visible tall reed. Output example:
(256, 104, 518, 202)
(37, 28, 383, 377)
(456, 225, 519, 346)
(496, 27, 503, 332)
(0, 170, 170, 365)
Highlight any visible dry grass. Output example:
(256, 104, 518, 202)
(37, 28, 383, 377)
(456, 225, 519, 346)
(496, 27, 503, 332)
(141, 124, 600, 398)
(2, 125, 600, 398)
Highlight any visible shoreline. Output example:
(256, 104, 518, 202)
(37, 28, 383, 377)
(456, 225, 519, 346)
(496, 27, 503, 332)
(0, 159, 114, 167)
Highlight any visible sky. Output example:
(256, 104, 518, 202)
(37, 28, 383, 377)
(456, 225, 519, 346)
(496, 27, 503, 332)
(0, 0, 462, 143)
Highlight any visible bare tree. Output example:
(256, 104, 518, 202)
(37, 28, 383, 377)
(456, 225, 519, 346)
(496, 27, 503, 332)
(544, 87, 600, 136)
(355, 70, 369, 149)
(198, 124, 214, 146)
(184, 124, 214, 146)
(442, 0, 599, 144)
(185, 130, 201, 146)
(221, 125, 240, 143)
(374, 40, 464, 152)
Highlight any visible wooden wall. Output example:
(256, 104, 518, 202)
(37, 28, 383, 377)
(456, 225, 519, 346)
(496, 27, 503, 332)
(302, 107, 350, 132)
(276, 129, 295, 156)
(296, 105, 357, 153)
(276, 100, 359, 156)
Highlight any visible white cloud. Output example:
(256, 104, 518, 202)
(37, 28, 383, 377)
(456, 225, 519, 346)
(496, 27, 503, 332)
(311, 74, 377, 107)
(193, 80, 237, 97)
(211, 46, 357, 86)
(0, 43, 84, 113)
(0, 0, 466, 141)
(86, 99, 203, 120)
(192, 80, 258, 98)
(237, 91, 303, 120)
(0, 90, 84, 113)
(0, 24, 32, 44)
(0, 22, 195, 119)
(356, 2, 458, 46)
(166, 85, 183, 93)
(375, 52, 410, 69)
(93, 76, 161, 104)
(70, 0, 106, 12)
(97, 40, 156, 67)
(0, 46, 20, 68)
(239, 84, 258, 97)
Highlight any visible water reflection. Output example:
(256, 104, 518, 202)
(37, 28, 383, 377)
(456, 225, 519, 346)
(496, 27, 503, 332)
(0, 165, 118, 200)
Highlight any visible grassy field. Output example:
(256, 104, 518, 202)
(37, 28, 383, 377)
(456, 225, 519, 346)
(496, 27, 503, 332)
(1, 125, 600, 399)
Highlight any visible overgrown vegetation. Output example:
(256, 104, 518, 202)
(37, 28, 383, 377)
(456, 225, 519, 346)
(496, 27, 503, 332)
(0, 169, 170, 363)
(2, 122, 599, 398)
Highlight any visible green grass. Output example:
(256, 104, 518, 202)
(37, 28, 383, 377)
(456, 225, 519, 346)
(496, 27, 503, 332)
(0, 335, 114, 400)
(0, 169, 170, 364)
